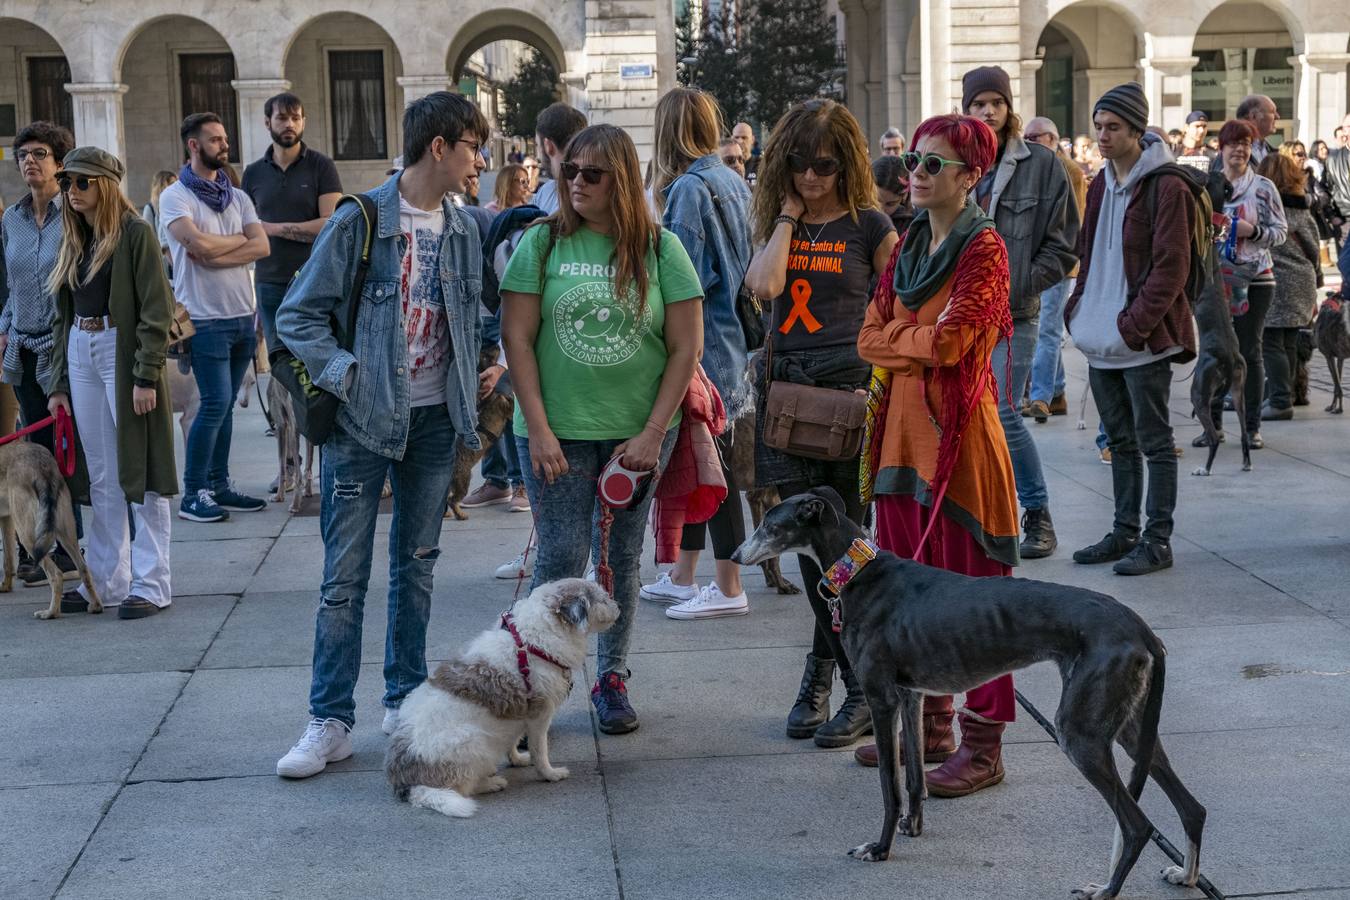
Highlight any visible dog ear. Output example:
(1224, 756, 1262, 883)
(558, 595, 589, 630)
(808, 486, 846, 519)
(794, 496, 827, 524)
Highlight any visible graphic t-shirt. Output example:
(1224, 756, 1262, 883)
(500, 223, 703, 440)
(771, 209, 895, 353)
(399, 197, 449, 407)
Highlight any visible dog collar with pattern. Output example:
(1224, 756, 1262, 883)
(819, 538, 879, 632)
(500, 612, 571, 694)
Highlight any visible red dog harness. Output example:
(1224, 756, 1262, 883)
(500, 612, 570, 694)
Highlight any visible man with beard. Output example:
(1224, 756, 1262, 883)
(162, 112, 271, 523)
(242, 93, 342, 349)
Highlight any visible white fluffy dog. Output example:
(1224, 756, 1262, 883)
(385, 578, 618, 817)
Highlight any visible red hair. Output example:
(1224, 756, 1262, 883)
(1218, 119, 1258, 148)
(910, 115, 997, 178)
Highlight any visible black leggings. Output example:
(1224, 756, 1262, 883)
(1213, 280, 1274, 430)
(1263, 326, 1301, 410)
(778, 468, 865, 668)
(679, 433, 746, 558)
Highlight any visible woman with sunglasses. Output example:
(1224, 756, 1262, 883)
(640, 87, 755, 620)
(851, 115, 1019, 797)
(500, 124, 704, 736)
(744, 99, 898, 748)
(485, 162, 532, 213)
(45, 147, 177, 619)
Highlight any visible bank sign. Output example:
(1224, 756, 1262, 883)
(1193, 67, 1294, 115)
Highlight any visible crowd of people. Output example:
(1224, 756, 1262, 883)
(3, 70, 1349, 794)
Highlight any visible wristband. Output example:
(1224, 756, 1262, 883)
(774, 215, 799, 230)
(644, 418, 666, 433)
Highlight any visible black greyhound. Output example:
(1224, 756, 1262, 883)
(731, 488, 1207, 900)
(1190, 253, 1252, 475)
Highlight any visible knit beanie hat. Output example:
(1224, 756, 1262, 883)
(1094, 83, 1149, 134)
(962, 66, 1012, 113)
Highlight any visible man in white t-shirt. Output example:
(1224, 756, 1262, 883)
(161, 112, 271, 523)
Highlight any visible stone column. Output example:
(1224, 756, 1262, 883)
(397, 75, 452, 106)
(65, 83, 128, 162)
(1139, 56, 1196, 132)
(1082, 67, 1145, 125)
(582, 0, 664, 162)
(1292, 53, 1350, 144)
(231, 78, 291, 169)
(1019, 58, 1044, 119)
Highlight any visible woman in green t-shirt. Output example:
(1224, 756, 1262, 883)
(500, 124, 704, 736)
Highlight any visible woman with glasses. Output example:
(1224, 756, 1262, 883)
(45, 147, 177, 619)
(500, 124, 704, 736)
(640, 87, 755, 620)
(1, 120, 81, 581)
(485, 162, 531, 213)
(744, 99, 898, 749)
(852, 114, 1019, 797)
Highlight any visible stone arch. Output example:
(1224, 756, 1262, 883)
(1191, 1, 1298, 131)
(282, 12, 405, 191)
(447, 11, 571, 83)
(1029, 1, 1143, 136)
(120, 15, 241, 203)
(0, 16, 74, 200)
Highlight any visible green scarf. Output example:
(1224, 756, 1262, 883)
(893, 203, 996, 312)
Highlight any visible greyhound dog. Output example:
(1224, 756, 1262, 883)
(723, 411, 797, 594)
(731, 488, 1207, 900)
(1314, 292, 1350, 414)
(1190, 250, 1252, 476)
(265, 376, 314, 512)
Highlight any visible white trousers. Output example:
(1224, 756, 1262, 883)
(68, 327, 172, 607)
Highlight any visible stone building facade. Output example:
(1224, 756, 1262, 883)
(841, 0, 1350, 147)
(0, 0, 674, 204)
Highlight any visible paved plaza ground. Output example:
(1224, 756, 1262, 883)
(4, 346, 1350, 900)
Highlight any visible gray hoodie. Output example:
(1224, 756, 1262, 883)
(1069, 137, 1185, 370)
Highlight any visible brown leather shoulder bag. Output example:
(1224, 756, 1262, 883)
(762, 340, 868, 461)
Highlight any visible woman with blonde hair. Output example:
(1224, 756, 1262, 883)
(45, 147, 178, 619)
(744, 98, 898, 748)
(638, 87, 756, 620)
(141, 169, 178, 265)
(500, 124, 704, 735)
(486, 163, 531, 212)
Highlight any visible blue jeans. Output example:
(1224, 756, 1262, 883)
(992, 318, 1050, 511)
(1029, 278, 1073, 404)
(255, 281, 287, 351)
(184, 315, 255, 494)
(516, 430, 677, 677)
(309, 405, 456, 726)
(481, 419, 523, 487)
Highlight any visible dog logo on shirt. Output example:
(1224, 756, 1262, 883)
(552, 281, 651, 366)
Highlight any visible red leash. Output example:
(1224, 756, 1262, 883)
(0, 407, 75, 477)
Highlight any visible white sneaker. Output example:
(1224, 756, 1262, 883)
(666, 584, 749, 620)
(276, 717, 353, 778)
(382, 707, 399, 735)
(495, 551, 534, 580)
(640, 572, 699, 604)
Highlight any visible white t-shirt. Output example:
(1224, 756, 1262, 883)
(399, 197, 450, 407)
(159, 181, 260, 320)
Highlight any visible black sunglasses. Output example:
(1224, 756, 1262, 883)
(561, 162, 610, 185)
(722, 155, 743, 166)
(786, 152, 840, 177)
(57, 175, 94, 192)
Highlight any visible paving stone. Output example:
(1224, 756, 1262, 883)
(0, 781, 119, 900)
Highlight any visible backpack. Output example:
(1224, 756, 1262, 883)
(1140, 163, 1229, 310)
(479, 204, 546, 316)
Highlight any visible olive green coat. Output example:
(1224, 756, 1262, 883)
(47, 212, 178, 503)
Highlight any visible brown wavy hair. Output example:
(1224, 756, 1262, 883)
(648, 87, 724, 215)
(750, 99, 878, 243)
(542, 124, 660, 308)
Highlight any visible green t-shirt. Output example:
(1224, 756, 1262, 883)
(501, 223, 703, 440)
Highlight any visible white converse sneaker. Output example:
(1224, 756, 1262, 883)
(640, 572, 699, 604)
(276, 717, 353, 778)
(381, 707, 399, 735)
(666, 583, 749, 620)
(495, 551, 534, 580)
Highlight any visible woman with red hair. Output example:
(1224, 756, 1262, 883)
(852, 114, 1020, 797)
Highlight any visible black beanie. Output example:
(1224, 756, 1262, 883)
(962, 66, 1012, 113)
(1094, 83, 1149, 134)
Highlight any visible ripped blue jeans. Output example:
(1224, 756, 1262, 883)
(308, 404, 455, 726)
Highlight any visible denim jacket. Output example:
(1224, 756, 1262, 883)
(663, 154, 754, 420)
(276, 174, 483, 459)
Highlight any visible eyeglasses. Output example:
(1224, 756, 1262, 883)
(900, 152, 968, 177)
(455, 139, 482, 155)
(786, 153, 840, 177)
(1023, 132, 1055, 143)
(561, 162, 610, 185)
(722, 155, 744, 166)
(57, 175, 95, 192)
(1293, 151, 1308, 159)
(15, 148, 51, 163)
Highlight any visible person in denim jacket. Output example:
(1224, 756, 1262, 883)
(275, 93, 488, 779)
(640, 88, 756, 620)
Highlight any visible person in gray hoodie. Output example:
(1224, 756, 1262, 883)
(1064, 83, 1198, 576)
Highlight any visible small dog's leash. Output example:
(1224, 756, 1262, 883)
(0, 407, 76, 477)
(1013, 689, 1227, 900)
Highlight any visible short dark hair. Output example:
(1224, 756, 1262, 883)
(181, 112, 224, 146)
(401, 92, 490, 167)
(264, 92, 304, 119)
(1218, 118, 1258, 148)
(535, 102, 588, 151)
(14, 121, 74, 162)
(871, 155, 907, 195)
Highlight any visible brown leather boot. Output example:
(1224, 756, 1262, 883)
(925, 714, 1005, 797)
(853, 695, 956, 767)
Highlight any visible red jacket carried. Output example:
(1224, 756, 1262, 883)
(652, 367, 727, 564)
